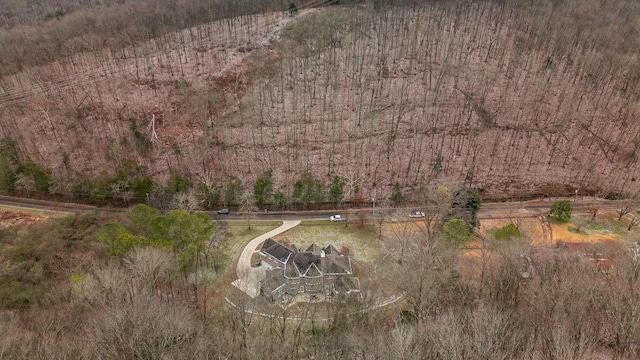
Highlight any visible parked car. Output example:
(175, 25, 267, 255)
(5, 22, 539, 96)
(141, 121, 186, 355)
(330, 214, 344, 222)
(217, 208, 230, 214)
(409, 211, 425, 218)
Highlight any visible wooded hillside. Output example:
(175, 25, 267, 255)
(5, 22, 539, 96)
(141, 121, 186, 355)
(1, 0, 639, 205)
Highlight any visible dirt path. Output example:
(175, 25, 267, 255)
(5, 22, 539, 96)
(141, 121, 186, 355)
(538, 215, 553, 243)
(232, 220, 301, 298)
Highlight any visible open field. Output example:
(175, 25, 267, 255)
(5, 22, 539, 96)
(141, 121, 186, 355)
(481, 210, 632, 246)
(273, 221, 384, 264)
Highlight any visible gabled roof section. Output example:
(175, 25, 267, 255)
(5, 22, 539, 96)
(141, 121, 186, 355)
(261, 238, 277, 250)
(322, 256, 352, 274)
(262, 270, 286, 293)
(303, 262, 323, 278)
(291, 252, 320, 274)
(284, 260, 301, 278)
(261, 238, 294, 263)
(323, 244, 341, 256)
(306, 243, 322, 256)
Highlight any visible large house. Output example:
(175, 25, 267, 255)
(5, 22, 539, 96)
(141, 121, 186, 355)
(259, 238, 361, 301)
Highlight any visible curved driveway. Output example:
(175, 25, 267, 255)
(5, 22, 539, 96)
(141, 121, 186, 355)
(232, 220, 301, 298)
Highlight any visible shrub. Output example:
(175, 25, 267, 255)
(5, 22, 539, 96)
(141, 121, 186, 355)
(389, 182, 404, 205)
(442, 219, 475, 244)
(447, 187, 482, 228)
(131, 176, 155, 201)
(549, 200, 572, 222)
(167, 172, 191, 194)
(254, 170, 274, 208)
(0, 154, 16, 192)
(16, 158, 51, 194)
(288, 2, 298, 16)
(293, 172, 323, 208)
(494, 223, 522, 241)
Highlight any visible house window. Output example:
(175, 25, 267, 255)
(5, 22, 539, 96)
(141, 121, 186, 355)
(325, 285, 333, 297)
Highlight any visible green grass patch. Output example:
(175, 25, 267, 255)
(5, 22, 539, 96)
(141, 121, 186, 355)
(567, 226, 587, 235)
(585, 221, 626, 236)
(300, 219, 334, 226)
(547, 216, 569, 225)
(218, 222, 281, 273)
(224, 220, 282, 229)
(226, 223, 281, 235)
(566, 216, 626, 236)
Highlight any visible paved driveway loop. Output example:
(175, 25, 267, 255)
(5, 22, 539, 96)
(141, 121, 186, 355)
(232, 220, 300, 298)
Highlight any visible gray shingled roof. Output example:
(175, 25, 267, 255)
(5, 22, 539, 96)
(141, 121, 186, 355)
(306, 243, 322, 256)
(261, 238, 293, 263)
(304, 263, 323, 278)
(293, 252, 320, 272)
(284, 260, 300, 278)
(323, 244, 340, 256)
(262, 271, 286, 293)
(261, 240, 356, 297)
(322, 256, 352, 274)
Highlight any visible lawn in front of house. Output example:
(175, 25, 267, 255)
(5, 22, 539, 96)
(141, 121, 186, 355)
(272, 221, 384, 264)
(217, 221, 281, 273)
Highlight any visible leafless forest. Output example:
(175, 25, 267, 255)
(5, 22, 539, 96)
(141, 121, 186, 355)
(4, 1, 640, 358)
(1, 0, 640, 204)
(3, 208, 640, 359)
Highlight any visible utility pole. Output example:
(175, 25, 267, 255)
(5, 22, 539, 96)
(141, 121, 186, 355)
(372, 189, 376, 226)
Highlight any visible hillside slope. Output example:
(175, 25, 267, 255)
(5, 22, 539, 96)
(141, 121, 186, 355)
(1, 0, 639, 202)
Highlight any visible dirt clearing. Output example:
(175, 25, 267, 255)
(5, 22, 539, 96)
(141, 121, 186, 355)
(0, 208, 51, 229)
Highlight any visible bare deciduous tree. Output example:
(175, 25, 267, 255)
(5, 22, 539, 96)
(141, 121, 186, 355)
(124, 247, 178, 298)
(89, 295, 204, 359)
(170, 192, 201, 212)
(238, 192, 257, 230)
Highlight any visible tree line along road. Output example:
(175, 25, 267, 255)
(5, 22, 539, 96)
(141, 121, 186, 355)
(0, 194, 624, 221)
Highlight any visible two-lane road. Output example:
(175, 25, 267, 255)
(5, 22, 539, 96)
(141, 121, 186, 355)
(0, 194, 624, 222)
(0, 195, 96, 213)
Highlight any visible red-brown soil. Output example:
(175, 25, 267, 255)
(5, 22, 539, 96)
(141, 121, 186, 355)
(0, 210, 50, 228)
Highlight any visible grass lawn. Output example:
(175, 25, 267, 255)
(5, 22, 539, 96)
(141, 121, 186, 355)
(272, 221, 384, 264)
(549, 212, 627, 243)
(218, 221, 281, 273)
